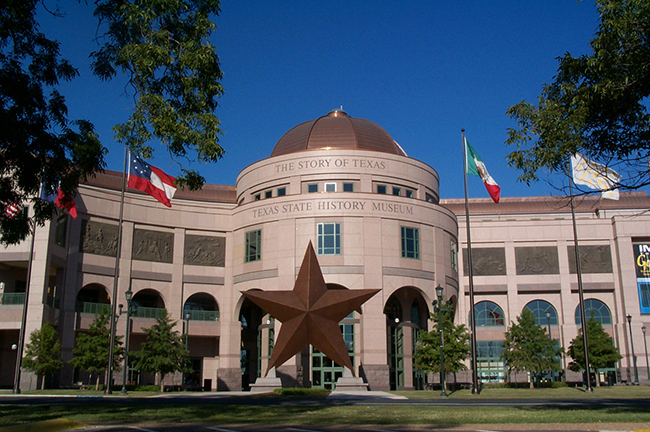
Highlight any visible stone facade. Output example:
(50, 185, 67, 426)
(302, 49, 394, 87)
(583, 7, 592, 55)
(1, 110, 649, 391)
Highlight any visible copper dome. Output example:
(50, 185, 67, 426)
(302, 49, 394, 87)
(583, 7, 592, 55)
(270, 109, 407, 157)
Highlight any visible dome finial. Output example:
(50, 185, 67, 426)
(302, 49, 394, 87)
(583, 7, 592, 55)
(328, 107, 347, 117)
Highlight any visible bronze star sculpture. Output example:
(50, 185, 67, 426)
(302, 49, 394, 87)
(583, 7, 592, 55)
(242, 241, 379, 377)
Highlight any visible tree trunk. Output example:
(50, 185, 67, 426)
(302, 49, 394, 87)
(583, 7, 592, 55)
(95, 374, 101, 391)
(159, 373, 165, 393)
(40, 375, 45, 391)
(595, 370, 601, 387)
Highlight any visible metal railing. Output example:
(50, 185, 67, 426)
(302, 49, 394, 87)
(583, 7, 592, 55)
(185, 310, 220, 321)
(132, 307, 166, 319)
(0, 292, 26, 305)
(76, 302, 111, 314)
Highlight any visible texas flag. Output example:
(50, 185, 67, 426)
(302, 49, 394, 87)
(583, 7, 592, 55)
(465, 138, 501, 204)
(128, 153, 177, 207)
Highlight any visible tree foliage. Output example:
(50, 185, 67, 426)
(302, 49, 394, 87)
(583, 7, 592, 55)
(129, 309, 189, 392)
(68, 308, 124, 390)
(568, 315, 622, 387)
(500, 309, 562, 388)
(414, 306, 471, 390)
(0, 0, 106, 244)
(22, 322, 63, 390)
(92, 0, 224, 190)
(505, 0, 650, 192)
(0, 0, 224, 245)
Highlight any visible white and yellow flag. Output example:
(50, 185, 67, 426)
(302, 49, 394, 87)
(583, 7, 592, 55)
(571, 153, 621, 200)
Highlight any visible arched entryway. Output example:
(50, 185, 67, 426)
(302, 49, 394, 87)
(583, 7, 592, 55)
(75, 283, 110, 314)
(384, 286, 430, 390)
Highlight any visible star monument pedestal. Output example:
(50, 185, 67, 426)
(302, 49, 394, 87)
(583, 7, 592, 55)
(249, 367, 282, 393)
(333, 367, 369, 392)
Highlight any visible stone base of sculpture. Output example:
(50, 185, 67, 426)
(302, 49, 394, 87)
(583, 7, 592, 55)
(332, 368, 369, 392)
(249, 367, 282, 393)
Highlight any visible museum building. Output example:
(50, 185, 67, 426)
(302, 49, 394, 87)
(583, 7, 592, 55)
(1, 109, 649, 391)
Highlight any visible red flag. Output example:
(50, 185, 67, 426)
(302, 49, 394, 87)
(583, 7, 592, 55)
(128, 153, 177, 207)
(55, 189, 77, 218)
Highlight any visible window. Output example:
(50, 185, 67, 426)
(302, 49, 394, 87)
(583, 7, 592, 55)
(525, 300, 558, 326)
(317, 223, 341, 255)
(277, 187, 286, 196)
(472, 301, 505, 326)
(574, 299, 612, 325)
(308, 183, 318, 193)
(377, 184, 387, 194)
(451, 240, 457, 271)
(245, 230, 261, 262)
(343, 183, 354, 192)
(400, 226, 419, 259)
(392, 187, 401, 196)
(405, 189, 414, 198)
(325, 183, 336, 192)
(254, 194, 261, 201)
(425, 193, 434, 202)
(264, 190, 272, 199)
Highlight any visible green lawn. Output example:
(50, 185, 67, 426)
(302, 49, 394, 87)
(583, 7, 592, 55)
(1, 386, 649, 428)
(393, 385, 650, 399)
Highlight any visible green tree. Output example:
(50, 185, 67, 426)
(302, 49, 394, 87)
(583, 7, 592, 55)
(568, 315, 622, 387)
(22, 322, 63, 390)
(1, 0, 224, 245)
(505, 0, 650, 192)
(0, 0, 105, 245)
(130, 309, 189, 392)
(414, 307, 471, 391)
(68, 309, 124, 390)
(91, 0, 224, 190)
(500, 309, 562, 389)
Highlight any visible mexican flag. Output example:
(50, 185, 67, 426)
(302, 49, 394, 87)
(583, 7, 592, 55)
(465, 139, 501, 204)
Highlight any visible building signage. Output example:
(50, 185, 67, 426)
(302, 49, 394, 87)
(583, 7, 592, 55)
(275, 157, 386, 174)
(633, 243, 650, 314)
(252, 199, 413, 219)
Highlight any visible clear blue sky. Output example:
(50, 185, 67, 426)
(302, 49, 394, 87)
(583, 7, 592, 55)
(40, 1, 600, 200)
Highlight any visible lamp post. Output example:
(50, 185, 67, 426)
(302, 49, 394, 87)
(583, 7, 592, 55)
(120, 290, 134, 394)
(545, 310, 552, 339)
(433, 284, 450, 397)
(642, 326, 649, 381)
(626, 315, 639, 385)
(184, 311, 191, 348)
(184, 311, 191, 388)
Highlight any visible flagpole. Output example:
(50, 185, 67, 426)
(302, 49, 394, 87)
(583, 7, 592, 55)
(105, 146, 128, 394)
(569, 162, 593, 393)
(13, 213, 36, 394)
(462, 129, 480, 394)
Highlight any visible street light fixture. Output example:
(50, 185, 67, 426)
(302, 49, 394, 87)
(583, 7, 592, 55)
(433, 284, 450, 397)
(642, 325, 649, 381)
(626, 315, 639, 385)
(120, 289, 135, 395)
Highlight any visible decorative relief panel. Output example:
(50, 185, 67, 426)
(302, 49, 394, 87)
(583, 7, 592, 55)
(515, 246, 559, 275)
(184, 235, 226, 267)
(132, 229, 174, 263)
(80, 220, 119, 257)
(568, 245, 613, 274)
(462, 247, 506, 276)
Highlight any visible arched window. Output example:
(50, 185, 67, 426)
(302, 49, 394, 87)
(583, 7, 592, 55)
(410, 300, 422, 328)
(385, 297, 403, 324)
(472, 301, 505, 327)
(574, 299, 612, 325)
(524, 300, 558, 326)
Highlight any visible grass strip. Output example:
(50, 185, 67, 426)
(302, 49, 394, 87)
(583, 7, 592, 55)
(2, 404, 650, 427)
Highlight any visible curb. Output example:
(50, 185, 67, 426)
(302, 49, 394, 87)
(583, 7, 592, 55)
(0, 419, 86, 432)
